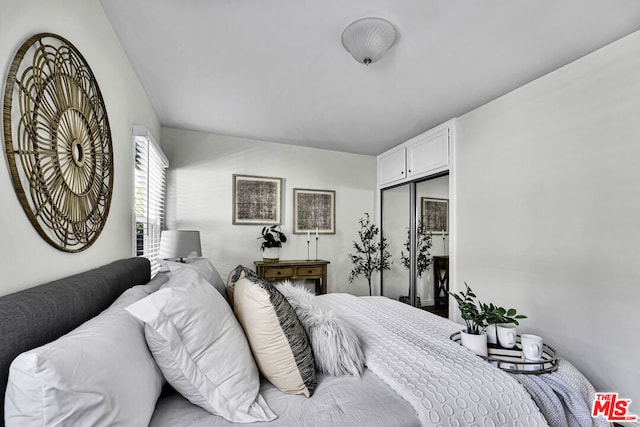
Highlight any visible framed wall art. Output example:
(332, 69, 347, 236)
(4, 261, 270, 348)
(3, 33, 113, 252)
(232, 174, 283, 225)
(421, 197, 449, 234)
(293, 188, 335, 234)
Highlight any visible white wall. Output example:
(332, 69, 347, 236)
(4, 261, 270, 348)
(0, 0, 160, 296)
(455, 30, 640, 406)
(161, 127, 377, 295)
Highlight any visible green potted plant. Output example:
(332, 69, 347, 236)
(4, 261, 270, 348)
(258, 225, 287, 262)
(449, 283, 488, 356)
(480, 302, 527, 345)
(348, 213, 392, 296)
(399, 222, 432, 306)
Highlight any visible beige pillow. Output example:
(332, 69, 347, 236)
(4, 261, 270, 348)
(233, 275, 316, 397)
(226, 265, 256, 308)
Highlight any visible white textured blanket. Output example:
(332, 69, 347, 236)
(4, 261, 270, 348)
(317, 294, 549, 426)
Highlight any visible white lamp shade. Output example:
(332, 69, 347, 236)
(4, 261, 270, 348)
(341, 17, 397, 65)
(159, 230, 202, 260)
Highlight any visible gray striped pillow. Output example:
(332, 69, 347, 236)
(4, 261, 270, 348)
(232, 271, 316, 397)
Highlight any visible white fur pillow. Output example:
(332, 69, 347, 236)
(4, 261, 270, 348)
(275, 281, 365, 376)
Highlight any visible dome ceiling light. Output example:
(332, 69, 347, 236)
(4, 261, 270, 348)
(341, 17, 398, 65)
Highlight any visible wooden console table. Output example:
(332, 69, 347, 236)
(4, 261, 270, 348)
(254, 259, 330, 294)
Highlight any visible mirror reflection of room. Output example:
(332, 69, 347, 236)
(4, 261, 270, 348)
(381, 184, 410, 303)
(381, 174, 449, 318)
(416, 175, 449, 318)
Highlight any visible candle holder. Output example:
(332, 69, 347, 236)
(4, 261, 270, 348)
(306, 240, 310, 261)
(442, 230, 447, 254)
(315, 237, 319, 260)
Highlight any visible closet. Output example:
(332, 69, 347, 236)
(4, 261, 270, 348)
(377, 120, 454, 316)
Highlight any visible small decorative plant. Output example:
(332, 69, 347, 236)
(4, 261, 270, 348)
(480, 302, 527, 327)
(450, 283, 527, 356)
(449, 283, 486, 335)
(258, 225, 287, 250)
(348, 213, 392, 296)
(450, 283, 527, 334)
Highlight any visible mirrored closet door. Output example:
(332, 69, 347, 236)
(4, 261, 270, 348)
(381, 173, 450, 317)
(381, 184, 410, 304)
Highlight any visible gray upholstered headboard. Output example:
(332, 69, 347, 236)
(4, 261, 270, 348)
(0, 257, 151, 426)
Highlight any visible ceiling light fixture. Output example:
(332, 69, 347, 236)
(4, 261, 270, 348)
(341, 17, 398, 65)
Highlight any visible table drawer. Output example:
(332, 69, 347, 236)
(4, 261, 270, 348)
(263, 267, 294, 279)
(296, 266, 324, 277)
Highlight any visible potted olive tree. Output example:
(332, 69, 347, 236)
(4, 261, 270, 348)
(399, 222, 432, 306)
(449, 283, 488, 356)
(258, 225, 287, 262)
(348, 213, 392, 296)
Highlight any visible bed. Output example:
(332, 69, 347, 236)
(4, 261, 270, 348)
(0, 258, 606, 426)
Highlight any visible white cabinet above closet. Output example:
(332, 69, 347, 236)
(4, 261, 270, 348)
(378, 146, 407, 185)
(377, 119, 454, 188)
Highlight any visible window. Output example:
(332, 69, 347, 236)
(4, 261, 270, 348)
(134, 126, 168, 276)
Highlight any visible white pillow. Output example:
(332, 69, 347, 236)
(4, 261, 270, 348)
(165, 258, 229, 303)
(5, 283, 165, 427)
(276, 281, 365, 376)
(126, 268, 276, 423)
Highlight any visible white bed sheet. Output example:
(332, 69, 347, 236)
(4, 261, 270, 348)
(316, 294, 549, 426)
(151, 293, 596, 426)
(149, 370, 420, 427)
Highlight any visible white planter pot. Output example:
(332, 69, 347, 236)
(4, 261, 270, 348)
(262, 247, 280, 262)
(460, 330, 488, 357)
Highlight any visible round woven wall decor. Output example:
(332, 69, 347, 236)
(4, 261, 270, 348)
(3, 33, 113, 252)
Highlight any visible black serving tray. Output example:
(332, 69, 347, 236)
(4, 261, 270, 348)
(450, 332, 558, 375)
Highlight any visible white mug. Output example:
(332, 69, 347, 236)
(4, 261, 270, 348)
(521, 334, 544, 361)
(485, 324, 498, 345)
(497, 324, 517, 348)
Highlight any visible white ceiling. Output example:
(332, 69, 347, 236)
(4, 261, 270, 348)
(99, 0, 640, 155)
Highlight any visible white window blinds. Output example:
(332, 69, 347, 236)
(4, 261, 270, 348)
(134, 127, 168, 276)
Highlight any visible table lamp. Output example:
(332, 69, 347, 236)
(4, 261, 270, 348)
(159, 230, 202, 262)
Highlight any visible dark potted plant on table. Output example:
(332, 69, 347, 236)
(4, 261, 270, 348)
(259, 225, 287, 262)
(348, 213, 392, 296)
(449, 283, 488, 356)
